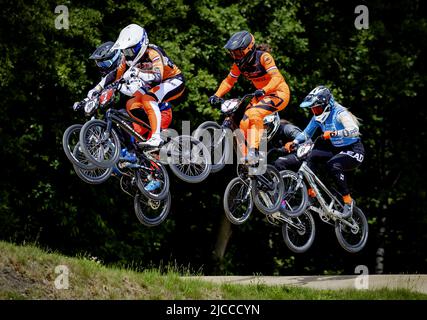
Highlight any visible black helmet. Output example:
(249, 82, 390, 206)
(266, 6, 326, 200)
(224, 31, 256, 68)
(300, 86, 335, 123)
(89, 41, 121, 75)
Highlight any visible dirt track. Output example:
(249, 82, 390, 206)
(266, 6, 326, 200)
(185, 275, 427, 293)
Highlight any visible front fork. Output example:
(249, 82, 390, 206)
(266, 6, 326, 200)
(103, 110, 113, 141)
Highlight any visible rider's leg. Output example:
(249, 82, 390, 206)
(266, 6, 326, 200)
(136, 92, 162, 145)
(160, 107, 173, 130)
(274, 153, 300, 171)
(326, 142, 365, 217)
(240, 92, 289, 158)
(306, 145, 335, 198)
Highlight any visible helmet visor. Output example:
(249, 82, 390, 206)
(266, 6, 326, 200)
(96, 59, 113, 69)
(123, 41, 142, 60)
(311, 105, 324, 116)
(95, 50, 120, 69)
(229, 49, 246, 60)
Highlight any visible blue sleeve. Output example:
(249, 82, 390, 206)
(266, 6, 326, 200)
(294, 117, 318, 143)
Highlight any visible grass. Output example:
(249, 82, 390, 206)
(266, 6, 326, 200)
(0, 241, 426, 300)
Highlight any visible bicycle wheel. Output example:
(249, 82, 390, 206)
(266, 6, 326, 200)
(63, 124, 96, 170)
(79, 119, 121, 168)
(136, 160, 170, 200)
(335, 206, 369, 253)
(251, 165, 284, 215)
(193, 121, 232, 173)
(166, 135, 211, 183)
(282, 209, 316, 253)
(223, 177, 254, 225)
(279, 170, 309, 217)
(72, 143, 112, 184)
(134, 191, 171, 227)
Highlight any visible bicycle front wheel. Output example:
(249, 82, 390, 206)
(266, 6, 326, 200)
(193, 121, 232, 173)
(63, 124, 96, 170)
(79, 119, 121, 168)
(251, 165, 284, 215)
(166, 135, 211, 183)
(223, 177, 254, 225)
(279, 170, 309, 218)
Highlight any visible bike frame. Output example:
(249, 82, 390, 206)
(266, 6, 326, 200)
(297, 160, 358, 229)
(105, 108, 151, 143)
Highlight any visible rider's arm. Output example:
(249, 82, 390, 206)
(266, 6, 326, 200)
(283, 123, 303, 141)
(148, 48, 164, 85)
(293, 117, 319, 144)
(335, 110, 360, 138)
(87, 71, 116, 98)
(259, 52, 283, 94)
(214, 64, 240, 98)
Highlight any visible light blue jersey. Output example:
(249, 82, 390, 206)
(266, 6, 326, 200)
(295, 103, 360, 147)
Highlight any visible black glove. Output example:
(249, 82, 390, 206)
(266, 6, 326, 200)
(208, 95, 221, 106)
(254, 89, 265, 98)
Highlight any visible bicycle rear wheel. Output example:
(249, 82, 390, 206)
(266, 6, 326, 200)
(335, 206, 368, 253)
(136, 159, 170, 200)
(166, 135, 211, 183)
(134, 191, 171, 227)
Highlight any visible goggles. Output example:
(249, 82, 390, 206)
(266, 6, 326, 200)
(96, 50, 120, 69)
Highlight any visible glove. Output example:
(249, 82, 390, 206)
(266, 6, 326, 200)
(323, 131, 337, 140)
(284, 141, 297, 153)
(87, 88, 100, 99)
(254, 89, 265, 98)
(208, 95, 221, 106)
(72, 101, 82, 112)
(123, 67, 140, 80)
(126, 77, 144, 95)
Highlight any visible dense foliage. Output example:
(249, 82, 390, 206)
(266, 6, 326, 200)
(1, 0, 426, 275)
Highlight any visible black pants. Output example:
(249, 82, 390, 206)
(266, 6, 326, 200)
(274, 153, 301, 172)
(307, 140, 365, 196)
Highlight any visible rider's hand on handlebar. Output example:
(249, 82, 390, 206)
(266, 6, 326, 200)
(72, 101, 83, 112)
(284, 141, 297, 153)
(322, 130, 337, 140)
(208, 95, 222, 106)
(254, 89, 265, 98)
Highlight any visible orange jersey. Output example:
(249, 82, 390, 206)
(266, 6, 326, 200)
(215, 51, 288, 97)
(136, 44, 181, 81)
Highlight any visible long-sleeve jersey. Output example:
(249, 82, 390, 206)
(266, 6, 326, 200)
(269, 122, 302, 148)
(215, 50, 288, 97)
(294, 103, 360, 147)
(132, 44, 181, 86)
(93, 55, 127, 92)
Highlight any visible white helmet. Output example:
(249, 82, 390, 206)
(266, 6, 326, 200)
(112, 24, 149, 66)
(264, 113, 280, 141)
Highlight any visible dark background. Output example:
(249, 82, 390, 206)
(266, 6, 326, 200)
(1, 0, 426, 275)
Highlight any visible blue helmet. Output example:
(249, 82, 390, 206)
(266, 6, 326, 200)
(300, 86, 335, 123)
(89, 41, 121, 75)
